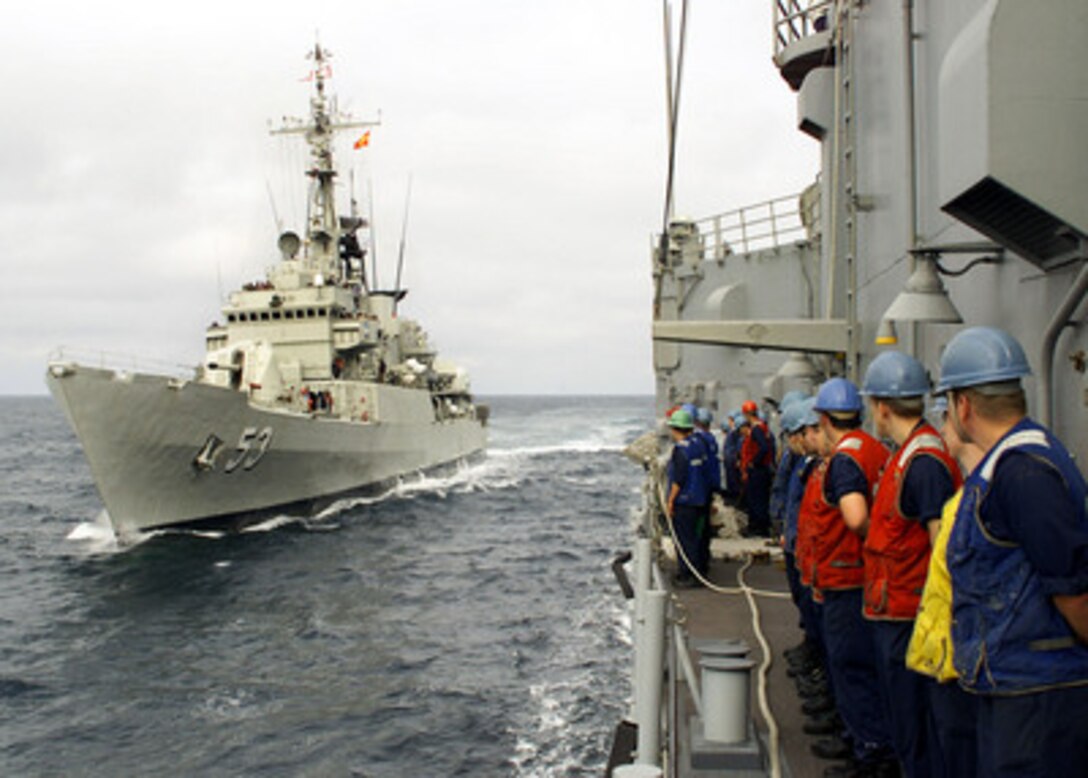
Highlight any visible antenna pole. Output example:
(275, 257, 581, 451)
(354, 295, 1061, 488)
(393, 175, 413, 315)
(368, 179, 379, 289)
(265, 179, 284, 234)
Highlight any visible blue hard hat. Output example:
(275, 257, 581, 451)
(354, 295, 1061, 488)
(813, 378, 863, 414)
(780, 403, 804, 434)
(798, 397, 820, 428)
(861, 351, 930, 398)
(934, 326, 1032, 395)
(780, 390, 808, 410)
(927, 396, 948, 426)
(696, 408, 713, 426)
(681, 402, 698, 418)
(734, 412, 750, 428)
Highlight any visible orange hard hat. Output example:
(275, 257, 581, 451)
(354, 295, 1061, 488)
(741, 400, 758, 415)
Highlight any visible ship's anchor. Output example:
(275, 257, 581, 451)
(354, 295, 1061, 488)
(193, 434, 225, 472)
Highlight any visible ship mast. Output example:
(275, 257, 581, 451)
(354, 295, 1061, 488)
(270, 43, 379, 282)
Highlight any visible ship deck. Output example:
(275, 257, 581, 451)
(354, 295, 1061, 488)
(668, 548, 828, 778)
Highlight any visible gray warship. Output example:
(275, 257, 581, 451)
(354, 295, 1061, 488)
(47, 45, 487, 539)
(610, 1, 1086, 776)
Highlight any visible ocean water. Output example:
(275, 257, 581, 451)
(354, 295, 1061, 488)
(0, 395, 653, 776)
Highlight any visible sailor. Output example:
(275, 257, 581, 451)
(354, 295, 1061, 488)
(694, 407, 721, 566)
(694, 407, 722, 496)
(792, 398, 839, 722)
(721, 410, 743, 502)
(860, 351, 961, 778)
(790, 397, 838, 734)
(935, 327, 1088, 777)
(739, 400, 774, 537)
(777, 399, 821, 666)
(808, 378, 895, 775)
(771, 391, 808, 539)
(905, 396, 979, 778)
(665, 407, 710, 586)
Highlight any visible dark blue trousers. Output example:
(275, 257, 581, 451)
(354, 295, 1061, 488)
(800, 585, 825, 654)
(977, 683, 1088, 777)
(745, 467, 772, 535)
(821, 589, 891, 762)
(928, 679, 976, 778)
(672, 503, 707, 579)
(870, 620, 931, 777)
(783, 551, 805, 630)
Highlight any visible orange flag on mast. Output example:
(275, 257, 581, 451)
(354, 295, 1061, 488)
(353, 130, 371, 150)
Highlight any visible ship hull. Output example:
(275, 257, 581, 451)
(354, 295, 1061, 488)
(47, 364, 487, 536)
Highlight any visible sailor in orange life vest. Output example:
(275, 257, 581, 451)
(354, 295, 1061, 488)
(739, 400, 774, 537)
(860, 352, 960, 778)
(784, 398, 841, 737)
(806, 378, 895, 775)
(935, 327, 1088, 777)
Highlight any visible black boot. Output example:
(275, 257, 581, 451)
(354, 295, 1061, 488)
(803, 710, 842, 735)
(801, 694, 836, 716)
(810, 735, 852, 760)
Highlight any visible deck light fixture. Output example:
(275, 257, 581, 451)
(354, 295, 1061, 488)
(881, 254, 962, 324)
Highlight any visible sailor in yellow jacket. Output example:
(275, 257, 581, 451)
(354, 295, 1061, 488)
(906, 397, 981, 777)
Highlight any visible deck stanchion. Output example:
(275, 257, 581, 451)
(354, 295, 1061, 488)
(636, 589, 667, 765)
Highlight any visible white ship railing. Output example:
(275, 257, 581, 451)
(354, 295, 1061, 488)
(773, 0, 833, 60)
(48, 347, 200, 380)
(656, 189, 818, 262)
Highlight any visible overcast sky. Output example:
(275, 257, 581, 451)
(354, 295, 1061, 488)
(0, 0, 818, 396)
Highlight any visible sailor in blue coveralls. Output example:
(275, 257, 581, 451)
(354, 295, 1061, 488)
(666, 407, 710, 585)
(694, 408, 721, 568)
(936, 327, 1088, 777)
(721, 411, 743, 503)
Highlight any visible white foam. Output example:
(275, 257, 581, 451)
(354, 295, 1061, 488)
(239, 515, 302, 534)
(66, 510, 149, 554)
(313, 457, 524, 520)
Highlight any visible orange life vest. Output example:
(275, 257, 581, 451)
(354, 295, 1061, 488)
(796, 458, 826, 588)
(809, 430, 889, 596)
(863, 423, 961, 621)
(740, 419, 773, 473)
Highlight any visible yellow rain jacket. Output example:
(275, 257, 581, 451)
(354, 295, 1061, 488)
(905, 489, 962, 682)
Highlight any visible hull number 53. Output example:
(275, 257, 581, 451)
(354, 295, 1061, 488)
(224, 427, 274, 473)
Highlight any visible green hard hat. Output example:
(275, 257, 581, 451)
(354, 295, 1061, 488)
(668, 408, 694, 430)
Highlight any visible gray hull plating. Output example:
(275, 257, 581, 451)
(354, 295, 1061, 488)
(48, 364, 486, 536)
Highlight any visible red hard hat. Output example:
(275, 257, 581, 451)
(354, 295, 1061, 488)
(741, 400, 758, 415)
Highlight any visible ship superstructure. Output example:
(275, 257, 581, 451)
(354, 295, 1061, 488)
(47, 45, 486, 537)
(611, 1, 1087, 775)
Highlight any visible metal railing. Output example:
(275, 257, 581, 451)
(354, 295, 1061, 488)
(48, 346, 200, 380)
(657, 190, 818, 263)
(773, 0, 834, 60)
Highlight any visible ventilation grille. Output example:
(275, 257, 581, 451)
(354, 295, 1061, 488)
(943, 177, 1082, 269)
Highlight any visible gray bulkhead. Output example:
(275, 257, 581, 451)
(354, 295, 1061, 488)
(653, 0, 1087, 463)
